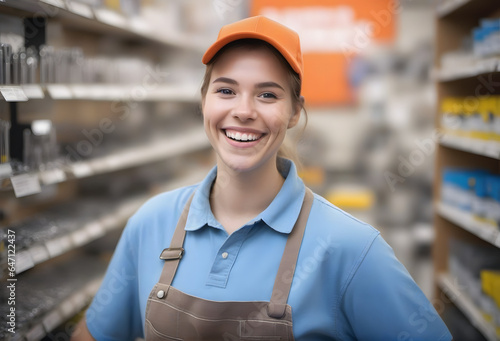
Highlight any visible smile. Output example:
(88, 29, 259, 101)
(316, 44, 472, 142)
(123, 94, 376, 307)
(224, 130, 263, 142)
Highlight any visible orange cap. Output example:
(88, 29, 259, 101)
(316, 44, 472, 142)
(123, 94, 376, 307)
(202, 16, 303, 80)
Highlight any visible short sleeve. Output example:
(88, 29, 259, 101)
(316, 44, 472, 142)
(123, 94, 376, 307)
(85, 220, 142, 341)
(339, 235, 452, 341)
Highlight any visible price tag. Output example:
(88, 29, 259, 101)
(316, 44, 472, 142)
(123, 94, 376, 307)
(67, 1, 94, 18)
(39, 168, 66, 185)
(59, 298, 76, 318)
(10, 173, 41, 198)
(71, 162, 93, 178)
(85, 221, 105, 239)
(47, 84, 73, 99)
(72, 291, 88, 309)
(100, 214, 120, 230)
(40, 0, 66, 8)
(16, 250, 35, 274)
(29, 244, 50, 264)
(495, 233, 500, 248)
(130, 18, 152, 35)
(21, 85, 45, 99)
(26, 324, 46, 341)
(71, 228, 89, 247)
(42, 309, 63, 332)
(0, 86, 28, 102)
(45, 235, 71, 258)
(0, 163, 12, 178)
(94, 8, 126, 28)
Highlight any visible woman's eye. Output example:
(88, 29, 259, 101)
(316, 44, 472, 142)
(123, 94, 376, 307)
(216, 88, 234, 95)
(260, 92, 277, 99)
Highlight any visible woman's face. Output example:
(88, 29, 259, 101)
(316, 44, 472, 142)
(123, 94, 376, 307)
(202, 46, 300, 174)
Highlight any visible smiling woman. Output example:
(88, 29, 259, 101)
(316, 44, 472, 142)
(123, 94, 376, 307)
(71, 16, 452, 341)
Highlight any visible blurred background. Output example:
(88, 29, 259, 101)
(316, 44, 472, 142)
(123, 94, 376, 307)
(0, 0, 499, 340)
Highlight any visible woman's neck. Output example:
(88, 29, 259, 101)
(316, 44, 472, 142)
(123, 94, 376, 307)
(210, 158, 285, 234)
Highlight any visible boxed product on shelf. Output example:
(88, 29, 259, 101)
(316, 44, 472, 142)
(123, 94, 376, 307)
(442, 168, 488, 211)
(481, 269, 500, 336)
(440, 96, 500, 144)
(449, 239, 500, 335)
(473, 18, 500, 58)
(442, 168, 500, 229)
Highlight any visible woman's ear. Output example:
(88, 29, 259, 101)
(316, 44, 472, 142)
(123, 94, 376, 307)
(288, 96, 304, 129)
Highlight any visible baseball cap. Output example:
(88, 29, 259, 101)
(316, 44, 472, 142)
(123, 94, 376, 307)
(202, 16, 303, 80)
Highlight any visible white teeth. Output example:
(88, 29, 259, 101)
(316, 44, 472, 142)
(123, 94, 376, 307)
(225, 130, 259, 142)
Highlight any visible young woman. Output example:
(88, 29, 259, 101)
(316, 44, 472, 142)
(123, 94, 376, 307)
(72, 16, 452, 340)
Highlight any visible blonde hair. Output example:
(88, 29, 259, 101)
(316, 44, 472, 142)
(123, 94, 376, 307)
(200, 39, 307, 168)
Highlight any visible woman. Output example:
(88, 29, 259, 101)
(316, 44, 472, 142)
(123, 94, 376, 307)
(72, 16, 452, 340)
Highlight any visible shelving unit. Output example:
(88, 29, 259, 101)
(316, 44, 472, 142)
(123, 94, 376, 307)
(0, 0, 206, 52)
(433, 1, 500, 340)
(0, 1, 214, 339)
(438, 273, 498, 341)
(1, 128, 209, 190)
(0, 83, 200, 102)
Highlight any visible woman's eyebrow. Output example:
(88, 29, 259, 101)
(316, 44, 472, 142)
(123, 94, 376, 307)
(212, 77, 238, 85)
(255, 82, 285, 91)
(212, 78, 285, 91)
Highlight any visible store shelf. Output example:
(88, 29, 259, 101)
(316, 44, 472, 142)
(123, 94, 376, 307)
(435, 57, 500, 82)
(437, 273, 499, 341)
(6, 166, 209, 275)
(437, 201, 500, 248)
(0, 255, 107, 341)
(440, 134, 500, 160)
(436, 0, 499, 19)
(0, 84, 200, 102)
(73, 128, 209, 177)
(0, 0, 206, 52)
(1, 127, 210, 191)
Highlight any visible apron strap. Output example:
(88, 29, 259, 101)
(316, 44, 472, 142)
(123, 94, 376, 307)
(267, 188, 314, 318)
(158, 191, 195, 285)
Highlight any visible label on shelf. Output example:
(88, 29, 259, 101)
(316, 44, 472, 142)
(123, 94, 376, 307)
(47, 84, 73, 99)
(0, 86, 28, 102)
(85, 221, 105, 239)
(39, 168, 66, 185)
(71, 228, 90, 247)
(21, 85, 45, 99)
(129, 18, 152, 35)
(71, 162, 93, 178)
(59, 297, 77, 318)
(10, 173, 41, 198)
(42, 309, 63, 332)
(29, 244, 50, 264)
(94, 8, 127, 28)
(45, 235, 72, 258)
(16, 250, 35, 274)
(72, 291, 88, 310)
(25, 324, 46, 341)
(67, 1, 94, 18)
(100, 214, 121, 231)
(0, 163, 12, 179)
(40, 0, 66, 9)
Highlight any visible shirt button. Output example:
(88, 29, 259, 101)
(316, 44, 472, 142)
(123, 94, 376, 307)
(222, 252, 229, 259)
(157, 290, 165, 299)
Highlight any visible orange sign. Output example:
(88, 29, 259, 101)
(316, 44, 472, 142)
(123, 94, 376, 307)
(251, 0, 396, 106)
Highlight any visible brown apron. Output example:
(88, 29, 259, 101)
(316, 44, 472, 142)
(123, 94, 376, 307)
(145, 188, 314, 341)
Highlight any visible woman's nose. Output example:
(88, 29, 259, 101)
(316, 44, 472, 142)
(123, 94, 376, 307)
(232, 94, 257, 121)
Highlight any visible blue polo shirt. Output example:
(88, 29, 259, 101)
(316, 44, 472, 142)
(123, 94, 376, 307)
(86, 159, 452, 341)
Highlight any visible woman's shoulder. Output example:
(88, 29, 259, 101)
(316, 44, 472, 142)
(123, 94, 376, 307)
(308, 192, 380, 246)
